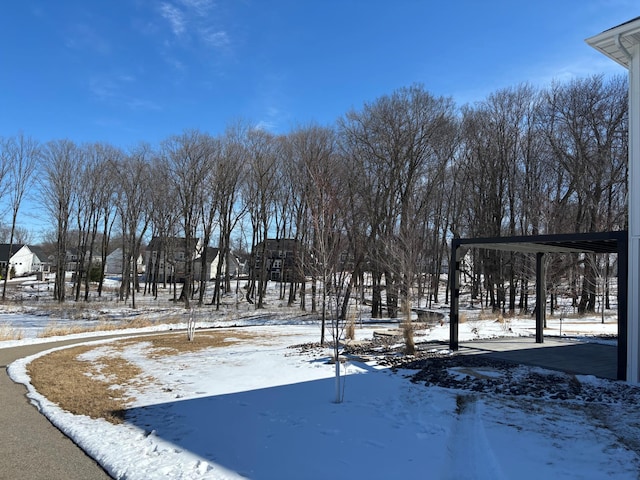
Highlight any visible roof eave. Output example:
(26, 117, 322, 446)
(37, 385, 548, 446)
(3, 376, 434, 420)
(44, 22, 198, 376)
(586, 17, 640, 68)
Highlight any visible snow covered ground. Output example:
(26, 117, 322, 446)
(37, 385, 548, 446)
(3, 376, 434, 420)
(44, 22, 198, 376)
(2, 285, 638, 479)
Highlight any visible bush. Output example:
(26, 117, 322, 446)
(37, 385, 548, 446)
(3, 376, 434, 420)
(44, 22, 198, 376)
(89, 265, 102, 283)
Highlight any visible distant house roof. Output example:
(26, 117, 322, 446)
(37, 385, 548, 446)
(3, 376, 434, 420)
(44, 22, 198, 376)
(29, 246, 50, 263)
(201, 247, 219, 260)
(0, 244, 25, 262)
(257, 238, 299, 251)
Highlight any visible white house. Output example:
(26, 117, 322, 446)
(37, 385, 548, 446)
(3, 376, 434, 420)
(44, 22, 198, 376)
(193, 247, 240, 281)
(105, 247, 144, 276)
(0, 244, 34, 278)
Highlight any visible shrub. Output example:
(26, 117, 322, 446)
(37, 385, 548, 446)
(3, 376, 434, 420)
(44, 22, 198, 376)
(89, 265, 103, 283)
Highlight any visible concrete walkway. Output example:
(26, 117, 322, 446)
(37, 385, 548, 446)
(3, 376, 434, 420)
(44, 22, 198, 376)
(0, 333, 155, 480)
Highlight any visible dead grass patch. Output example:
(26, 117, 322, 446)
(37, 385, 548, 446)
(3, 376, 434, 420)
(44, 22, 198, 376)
(477, 310, 500, 320)
(0, 322, 23, 341)
(345, 312, 356, 340)
(27, 328, 279, 424)
(37, 321, 119, 338)
(121, 316, 154, 328)
(117, 329, 270, 357)
(36, 316, 162, 338)
(27, 346, 142, 424)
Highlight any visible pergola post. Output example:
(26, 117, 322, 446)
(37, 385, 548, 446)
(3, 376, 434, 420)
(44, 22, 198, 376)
(587, 18, 640, 383)
(449, 239, 461, 351)
(535, 252, 545, 343)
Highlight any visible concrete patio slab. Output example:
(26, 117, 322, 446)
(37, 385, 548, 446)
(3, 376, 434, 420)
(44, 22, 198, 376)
(459, 337, 618, 380)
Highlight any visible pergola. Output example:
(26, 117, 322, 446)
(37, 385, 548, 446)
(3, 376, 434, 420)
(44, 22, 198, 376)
(448, 231, 627, 381)
(587, 17, 640, 383)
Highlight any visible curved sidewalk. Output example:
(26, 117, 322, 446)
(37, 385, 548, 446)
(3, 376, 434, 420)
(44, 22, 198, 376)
(0, 334, 149, 480)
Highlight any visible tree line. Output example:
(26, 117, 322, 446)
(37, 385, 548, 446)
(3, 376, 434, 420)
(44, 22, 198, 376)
(0, 74, 628, 315)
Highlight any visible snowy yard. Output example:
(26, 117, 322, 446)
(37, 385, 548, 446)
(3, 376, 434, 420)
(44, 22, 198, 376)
(4, 305, 640, 480)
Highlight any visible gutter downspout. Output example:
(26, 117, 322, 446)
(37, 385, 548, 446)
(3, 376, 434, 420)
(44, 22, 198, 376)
(616, 33, 633, 62)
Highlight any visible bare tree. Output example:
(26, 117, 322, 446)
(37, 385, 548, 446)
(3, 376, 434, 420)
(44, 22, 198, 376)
(41, 139, 79, 302)
(301, 138, 350, 400)
(112, 145, 153, 308)
(162, 130, 212, 315)
(93, 144, 121, 298)
(282, 125, 339, 315)
(147, 157, 180, 299)
(1, 133, 39, 298)
(339, 84, 457, 319)
(196, 135, 222, 307)
(540, 75, 627, 312)
(210, 125, 248, 308)
(243, 129, 280, 309)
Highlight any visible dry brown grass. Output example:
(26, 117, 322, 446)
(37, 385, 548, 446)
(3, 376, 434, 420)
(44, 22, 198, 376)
(0, 322, 24, 341)
(36, 316, 160, 338)
(27, 345, 140, 424)
(117, 329, 268, 357)
(477, 310, 500, 320)
(345, 313, 356, 341)
(27, 328, 274, 423)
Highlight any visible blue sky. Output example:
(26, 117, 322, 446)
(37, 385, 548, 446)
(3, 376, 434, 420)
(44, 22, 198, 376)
(0, 1, 637, 149)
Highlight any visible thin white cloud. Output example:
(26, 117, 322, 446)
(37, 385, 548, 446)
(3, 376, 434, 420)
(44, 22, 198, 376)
(179, 0, 214, 16)
(127, 98, 162, 111)
(157, 0, 232, 51)
(165, 56, 186, 70)
(89, 75, 161, 112)
(527, 53, 627, 91)
(118, 74, 136, 83)
(89, 77, 118, 100)
(65, 24, 111, 55)
(200, 28, 230, 48)
(254, 120, 277, 132)
(160, 3, 186, 37)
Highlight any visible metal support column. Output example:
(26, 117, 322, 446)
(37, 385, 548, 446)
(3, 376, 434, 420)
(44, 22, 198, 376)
(449, 239, 461, 351)
(535, 252, 545, 343)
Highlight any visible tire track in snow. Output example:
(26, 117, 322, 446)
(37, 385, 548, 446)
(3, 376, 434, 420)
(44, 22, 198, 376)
(441, 395, 506, 480)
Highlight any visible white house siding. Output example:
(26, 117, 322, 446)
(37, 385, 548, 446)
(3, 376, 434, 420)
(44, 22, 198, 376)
(10, 245, 34, 277)
(105, 248, 124, 275)
(105, 248, 144, 276)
